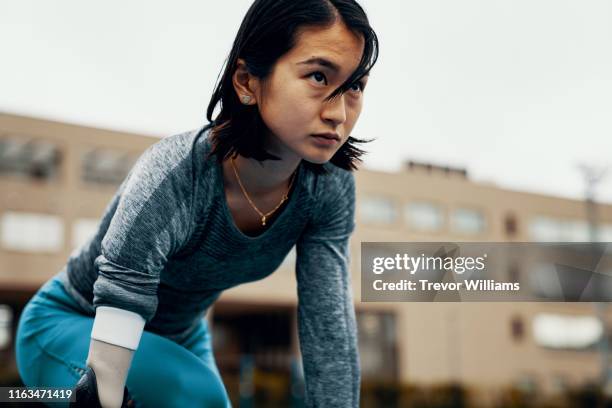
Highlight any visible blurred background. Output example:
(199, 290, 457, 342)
(2, 1, 612, 407)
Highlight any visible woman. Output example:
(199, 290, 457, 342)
(15, 0, 379, 407)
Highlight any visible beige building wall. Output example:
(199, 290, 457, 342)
(0, 113, 155, 286)
(351, 167, 612, 394)
(2, 112, 611, 397)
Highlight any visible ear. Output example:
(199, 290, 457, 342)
(232, 58, 260, 106)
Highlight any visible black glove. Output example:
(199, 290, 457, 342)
(70, 366, 133, 408)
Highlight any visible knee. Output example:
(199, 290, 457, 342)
(15, 313, 41, 386)
(174, 366, 229, 408)
(158, 364, 229, 408)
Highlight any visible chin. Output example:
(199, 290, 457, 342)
(301, 152, 335, 165)
(303, 157, 329, 165)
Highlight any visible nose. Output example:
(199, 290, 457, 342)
(320, 94, 347, 127)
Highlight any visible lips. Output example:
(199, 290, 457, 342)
(310, 133, 340, 147)
(311, 132, 340, 141)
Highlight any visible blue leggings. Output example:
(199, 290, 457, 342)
(15, 274, 232, 408)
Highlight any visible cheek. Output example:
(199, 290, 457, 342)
(345, 99, 364, 127)
(259, 83, 318, 131)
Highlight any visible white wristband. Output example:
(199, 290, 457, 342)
(91, 306, 146, 350)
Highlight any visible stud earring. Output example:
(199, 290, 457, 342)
(241, 95, 252, 104)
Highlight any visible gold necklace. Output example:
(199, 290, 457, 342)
(230, 156, 297, 226)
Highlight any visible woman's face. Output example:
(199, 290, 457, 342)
(254, 20, 368, 165)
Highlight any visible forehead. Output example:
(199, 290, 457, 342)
(284, 20, 365, 74)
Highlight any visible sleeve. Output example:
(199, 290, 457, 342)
(90, 306, 146, 350)
(295, 169, 360, 408)
(92, 136, 194, 323)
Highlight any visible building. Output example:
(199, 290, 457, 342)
(1, 112, 612, 405)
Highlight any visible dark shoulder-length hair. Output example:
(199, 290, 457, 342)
(205, 0, 379, 174)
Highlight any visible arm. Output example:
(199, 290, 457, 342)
(80, 136, 194, 407)
(92, 135, 195, 321)
(295, 170, 360, 408)
(87, 306, 145, 408)
(84, 307, 143, 408)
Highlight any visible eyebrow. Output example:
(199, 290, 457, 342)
(297, 57, 341, 73)
(297, 56, 371, 83)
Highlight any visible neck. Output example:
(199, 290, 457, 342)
(223, 154, 300, 197)
(221, 129, 302, 196)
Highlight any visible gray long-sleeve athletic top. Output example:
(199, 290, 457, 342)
(57, 125, 360, 407)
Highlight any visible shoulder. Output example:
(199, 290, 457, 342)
(138, 128, 202, 170)
(120, 128, 207, 202)
(129, 127, 211, 181)
(311, 162, 356, 206)
(302, 162, 356, 236)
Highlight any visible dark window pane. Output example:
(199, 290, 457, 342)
(0, 137, 62, 181)
(81, 148, 135, 185)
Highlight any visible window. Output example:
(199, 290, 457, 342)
(0, 305, 12, 350)
(0, 136, 61, 181)
(358, 196, 398, 224)
(599, 225, 612, 242)
(565, 220, 590, 241)
(529, 217, 560, 241)
(0, 211, 64, 252)
(529, 217, 590, 242)
(551, 374, 568, 394)
(357, 311, 397, 381)
(532, 313, 602, 350)
(529, 262, 565, 299)
(450, 208, 486, 234)
(404, 201, 444, 231)
(72, 218, 100, 249)
(515, 374, 538, 394)
(81, 148, 136, 185)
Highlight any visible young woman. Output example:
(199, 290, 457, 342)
(15, 0, 379, 407)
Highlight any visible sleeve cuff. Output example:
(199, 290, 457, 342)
(90, 306, 146, 350)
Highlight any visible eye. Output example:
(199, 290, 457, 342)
(349, 81, 365, 94)
(309, 71, 327, 86)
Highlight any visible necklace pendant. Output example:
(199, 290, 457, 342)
(261, 216, 267, 226)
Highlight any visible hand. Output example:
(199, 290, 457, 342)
(70, 366, 134, 408)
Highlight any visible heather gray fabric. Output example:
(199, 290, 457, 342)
(58, 125, 360, 407)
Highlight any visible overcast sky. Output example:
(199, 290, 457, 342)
(1, 0, 611, 204)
